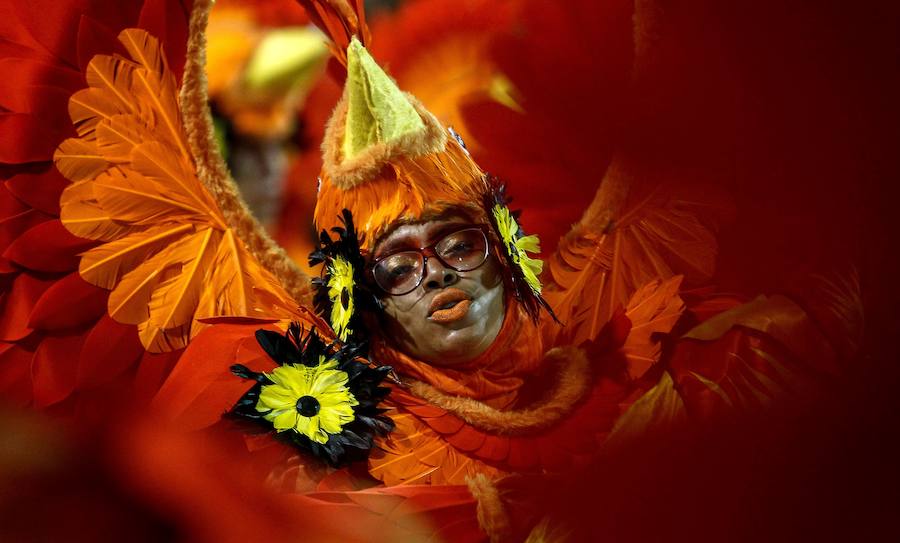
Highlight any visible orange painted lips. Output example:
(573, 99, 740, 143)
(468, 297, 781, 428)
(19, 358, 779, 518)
(428, 288, 472, 323)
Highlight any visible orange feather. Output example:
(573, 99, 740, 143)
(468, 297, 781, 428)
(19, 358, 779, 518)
(59, 180, 137, 241)
(619, 276, 686, 379)
(54, 28, 305, 352)
(54, 138, 107, 182)
(296, 0, 371, 67)
(544, 181, 722, 348)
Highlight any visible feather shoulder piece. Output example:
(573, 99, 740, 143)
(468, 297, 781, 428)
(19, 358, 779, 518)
(54, 27, 308, 352)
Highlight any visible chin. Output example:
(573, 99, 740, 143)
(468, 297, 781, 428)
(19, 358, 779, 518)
(419, 321, 499, 365)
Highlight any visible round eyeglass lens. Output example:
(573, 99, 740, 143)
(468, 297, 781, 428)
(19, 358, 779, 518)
(435, 228, 488, 271)
(373, 251, 424, 295)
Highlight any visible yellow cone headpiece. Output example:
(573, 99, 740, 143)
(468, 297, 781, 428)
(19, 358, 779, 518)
(313, 37, 485, 251)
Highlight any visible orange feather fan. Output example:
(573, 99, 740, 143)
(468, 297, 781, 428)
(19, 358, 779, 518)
(54, 28, 302, 352)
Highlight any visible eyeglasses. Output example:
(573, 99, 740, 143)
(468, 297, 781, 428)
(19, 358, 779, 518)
(371, 227, 489, 295)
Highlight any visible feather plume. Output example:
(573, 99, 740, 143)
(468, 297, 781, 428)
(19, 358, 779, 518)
(108, 246, 172, 324)
(196, 230, 299, 321)
(544, 170, 721, 348)
(83, 55, 141, 115)
(131, 141, 220, 218)
(60, 179, 140, 241)
(139, 320, 192, 353)
(54, 138, 107, 181)
(79, 223, 194, 289)
(95, 114, 157, 163)
(92, 169, 207, 223)
(68, 86, 130, 139)
(147, 227, 219, 329)
(619, 276, 685, 379)
(295, 0, 370, 66)
(54, 28, 302, 352)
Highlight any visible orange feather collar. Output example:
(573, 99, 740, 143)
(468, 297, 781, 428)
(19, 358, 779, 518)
(371, 302, 546, 409)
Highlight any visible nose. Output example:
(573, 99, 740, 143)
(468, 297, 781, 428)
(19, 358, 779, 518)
(422, 256, 459, 290)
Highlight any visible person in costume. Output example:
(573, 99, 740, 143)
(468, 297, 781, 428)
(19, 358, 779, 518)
(225, 2, 854, 538)
(0, 0, 862, 540)
(308, 34, 555, 409)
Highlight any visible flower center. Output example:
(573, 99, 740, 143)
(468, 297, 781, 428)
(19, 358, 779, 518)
(295, 395, 321, 417)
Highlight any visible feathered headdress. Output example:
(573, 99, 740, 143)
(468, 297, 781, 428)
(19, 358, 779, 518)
(299, 0, 555, 336)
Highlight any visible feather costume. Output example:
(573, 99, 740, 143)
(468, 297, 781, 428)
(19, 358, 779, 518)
(0, 0, 860, 540)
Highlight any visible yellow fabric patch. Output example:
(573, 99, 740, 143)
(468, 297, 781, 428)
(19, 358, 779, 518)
(342, 37, 425, 159)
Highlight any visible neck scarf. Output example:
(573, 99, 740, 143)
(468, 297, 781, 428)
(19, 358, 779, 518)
(372, 303, 546, 409)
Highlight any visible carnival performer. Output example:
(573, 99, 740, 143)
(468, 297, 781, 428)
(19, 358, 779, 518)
(0, 0, 857, 541)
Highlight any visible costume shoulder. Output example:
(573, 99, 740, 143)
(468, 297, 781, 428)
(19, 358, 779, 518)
(542, 165, 728, 350)
(0, 0, 316, 410)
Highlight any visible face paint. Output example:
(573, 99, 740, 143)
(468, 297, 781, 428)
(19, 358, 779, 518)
(374, 217, 506, 366)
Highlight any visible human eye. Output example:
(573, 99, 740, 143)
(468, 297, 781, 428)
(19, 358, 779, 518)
(376, 252, 420, 286)
(438, 230, 480, 260)
(445, 239, 473, 256)
(387, 260, 415, 278)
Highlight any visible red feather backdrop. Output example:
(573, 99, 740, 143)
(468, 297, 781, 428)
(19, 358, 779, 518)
(1, 0, 898, 541)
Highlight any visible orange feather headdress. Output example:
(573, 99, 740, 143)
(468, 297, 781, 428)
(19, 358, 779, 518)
(296, 1, 487, 250)
(300, 0, 554, 351)
(312, 37, 486, 251)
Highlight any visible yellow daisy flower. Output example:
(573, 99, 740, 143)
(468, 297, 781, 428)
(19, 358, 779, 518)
(492, 204, 544, 294)
(327, 256, 354, 341)
(255, 357, 359, 444)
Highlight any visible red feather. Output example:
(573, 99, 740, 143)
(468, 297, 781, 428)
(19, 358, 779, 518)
(0, 57, 83, 98)
(0, 114, 68, 164)
(137, 0, 190, 82)
(0, 273, 54, 342)
(31, 332, 87, 407)
(151, 323, 278, 430)
(4, 220, 96, 273)
(424, 412, 465, 435)
(132, 348, 182, 406)
(444, 424, 487, 453)
(76, 14, 128, 73)
(76, 314, 144, 389)
(5, 168, 70, 215)
(28, 272, 107, 331)
(0, 343, 34, 407)
(0, 198, 52, 256)
(473, 435, 510, 463)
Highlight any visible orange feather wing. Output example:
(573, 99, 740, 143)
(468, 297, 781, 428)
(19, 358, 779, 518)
(542, 158, 727, 349)
(54, 28, 304, 353)
(0, 3, 314, 413)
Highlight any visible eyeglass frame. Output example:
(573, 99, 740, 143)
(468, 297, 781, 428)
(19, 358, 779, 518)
(368, 226, 492, 296)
